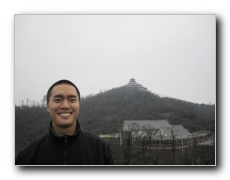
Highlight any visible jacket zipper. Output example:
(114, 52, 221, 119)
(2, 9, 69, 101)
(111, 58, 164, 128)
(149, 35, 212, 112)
(64, 136, 67, 165)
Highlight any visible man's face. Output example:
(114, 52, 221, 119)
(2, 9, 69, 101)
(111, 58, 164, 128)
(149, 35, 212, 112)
(47, 84, 80, 129)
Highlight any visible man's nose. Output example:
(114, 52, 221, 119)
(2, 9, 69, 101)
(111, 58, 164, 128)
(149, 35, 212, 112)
(61, 99, 70, 108)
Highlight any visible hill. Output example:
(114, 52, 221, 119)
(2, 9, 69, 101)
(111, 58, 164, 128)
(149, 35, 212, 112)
(78, 86, 215, 135)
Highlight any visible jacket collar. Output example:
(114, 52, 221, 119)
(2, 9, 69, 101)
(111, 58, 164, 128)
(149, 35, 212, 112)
(48, 120, 81, 144)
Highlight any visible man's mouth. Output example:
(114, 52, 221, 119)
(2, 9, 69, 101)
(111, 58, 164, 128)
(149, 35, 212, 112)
(58, 112, 72, 117)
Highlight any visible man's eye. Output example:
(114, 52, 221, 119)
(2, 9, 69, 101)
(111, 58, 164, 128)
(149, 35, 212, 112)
(54, 98, 61, 102)
(70, 98, 77, 102)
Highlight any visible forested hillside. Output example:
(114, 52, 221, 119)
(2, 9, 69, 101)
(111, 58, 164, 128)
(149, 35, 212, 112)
(15, 85, 215, 155)
(79, 86, 215, 134)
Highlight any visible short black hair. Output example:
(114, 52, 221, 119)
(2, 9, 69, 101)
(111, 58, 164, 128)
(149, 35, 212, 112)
(46, 79, 80, 104)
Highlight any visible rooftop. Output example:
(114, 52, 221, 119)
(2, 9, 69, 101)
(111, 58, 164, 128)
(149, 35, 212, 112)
(121, 120, 192, 139)
(126, 78, 147, 91)
(122, 120, 170, 131)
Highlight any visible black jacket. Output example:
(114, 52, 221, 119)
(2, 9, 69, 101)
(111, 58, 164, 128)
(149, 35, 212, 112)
(15, 121, 114, 165)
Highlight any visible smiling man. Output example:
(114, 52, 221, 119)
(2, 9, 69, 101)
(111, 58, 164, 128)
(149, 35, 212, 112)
(47, 83, 80, 136)
(16, 80, 114, 165)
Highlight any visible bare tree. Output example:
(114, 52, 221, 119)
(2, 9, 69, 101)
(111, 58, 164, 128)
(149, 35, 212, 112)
(121, 123, 161, 165)
(120, 123, 144, 164)
(170, 126, 176, 154)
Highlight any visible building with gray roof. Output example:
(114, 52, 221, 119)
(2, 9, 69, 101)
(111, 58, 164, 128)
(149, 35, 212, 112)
(120, 120, 207, 150)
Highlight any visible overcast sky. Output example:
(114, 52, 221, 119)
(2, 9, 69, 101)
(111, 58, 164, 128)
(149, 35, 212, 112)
(15, 15, 216, 105)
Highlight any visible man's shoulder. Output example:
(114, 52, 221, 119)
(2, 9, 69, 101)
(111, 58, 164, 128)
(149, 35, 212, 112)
(16, 134, 47, 158)
(80, 130, 104, 143)
(80, 130, 114, 165)
(23, 133, 48, 151)
(15, 133, 48, 165)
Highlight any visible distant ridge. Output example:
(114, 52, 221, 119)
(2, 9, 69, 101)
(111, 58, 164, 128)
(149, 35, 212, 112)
(78, 84, 215, 135)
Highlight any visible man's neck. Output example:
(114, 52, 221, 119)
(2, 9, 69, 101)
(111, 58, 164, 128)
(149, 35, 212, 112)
(52, 121, 77, 136)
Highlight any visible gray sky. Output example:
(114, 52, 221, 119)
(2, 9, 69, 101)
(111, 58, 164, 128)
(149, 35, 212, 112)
(15, 15, 216, 105)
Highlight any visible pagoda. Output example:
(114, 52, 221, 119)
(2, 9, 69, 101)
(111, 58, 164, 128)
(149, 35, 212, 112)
(126, 78, 147, 91)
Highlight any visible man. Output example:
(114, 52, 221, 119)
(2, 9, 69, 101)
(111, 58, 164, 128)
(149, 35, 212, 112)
(16, 79, 114, 165)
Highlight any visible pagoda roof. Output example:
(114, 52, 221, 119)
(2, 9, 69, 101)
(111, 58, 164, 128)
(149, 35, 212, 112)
(127, 78, 146, 90)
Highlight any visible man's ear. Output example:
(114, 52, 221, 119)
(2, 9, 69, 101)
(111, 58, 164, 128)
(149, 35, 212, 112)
(46, 104, 50, 112)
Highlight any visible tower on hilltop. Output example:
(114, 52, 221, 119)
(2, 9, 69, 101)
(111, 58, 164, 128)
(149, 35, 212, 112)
(126, 78, 147, 91)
